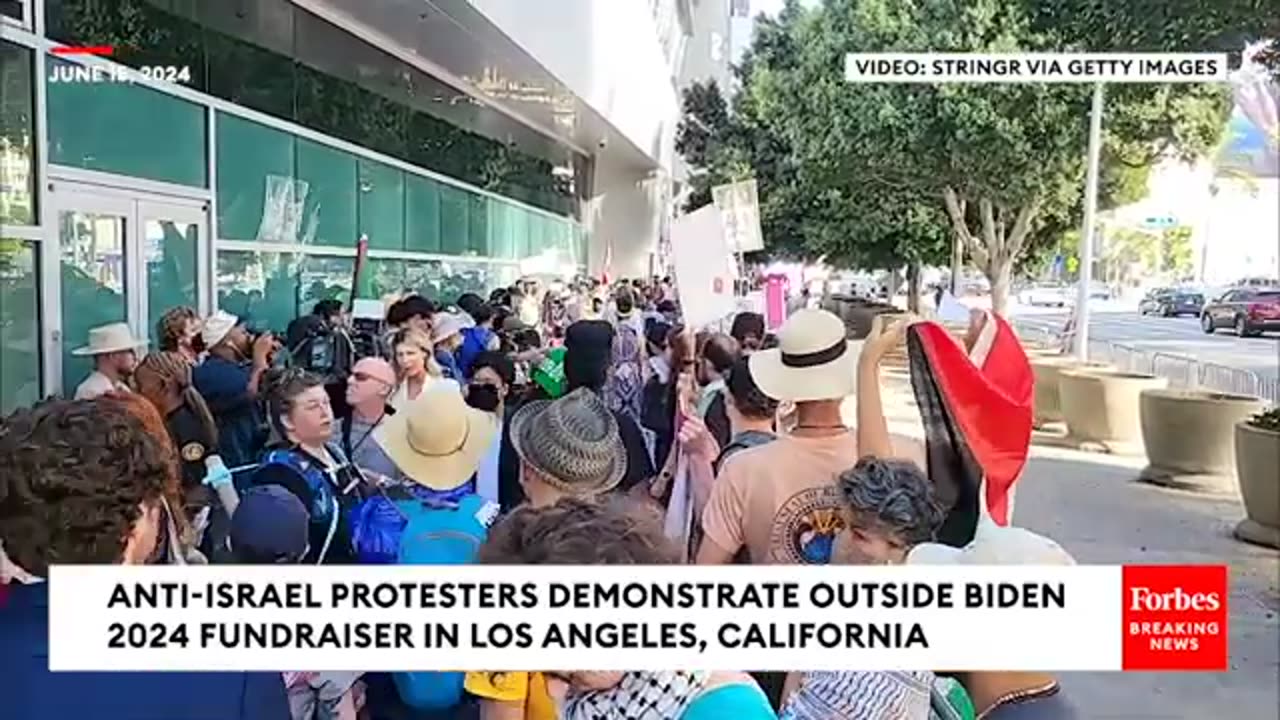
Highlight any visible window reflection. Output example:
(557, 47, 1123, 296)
(215, 250, 298, 335)
(0, 41, 35, 225)
(0, 238, 40, 413)
(144, 217, 199, 342)
(59, 210, 128, 394)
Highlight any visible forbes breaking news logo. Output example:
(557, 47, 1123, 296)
(1122, 565, 1228, 671)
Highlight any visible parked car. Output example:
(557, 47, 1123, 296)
(1140, 288, 1204, 317)
(1018, 284, 1068, 307)
(1200, 287, 1280, 337)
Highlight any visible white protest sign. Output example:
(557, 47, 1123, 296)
(712, 179, 765, 253)
(671, 204, 737, 328)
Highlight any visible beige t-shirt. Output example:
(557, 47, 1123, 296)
(701, 431, 925, 565)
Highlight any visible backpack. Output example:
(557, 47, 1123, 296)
(392, 493, 499, 710)
(713, 431, 777, 474)
(349, 481, 477, 566)
(254, 446, 356, 564)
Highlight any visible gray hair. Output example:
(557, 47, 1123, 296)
(838, 457, 943, 546)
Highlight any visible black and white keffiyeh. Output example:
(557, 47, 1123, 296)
(562, 671, 710, 720)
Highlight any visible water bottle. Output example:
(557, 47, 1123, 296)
(205, 455, 240, 517)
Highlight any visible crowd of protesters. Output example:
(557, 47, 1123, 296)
(0, 272, 1078, 720)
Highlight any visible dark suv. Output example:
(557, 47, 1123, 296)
(1140, 289, 1203, 317)
(1200, 287, 1280, 337)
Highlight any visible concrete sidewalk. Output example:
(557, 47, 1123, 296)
(848, 372, 1280, 719)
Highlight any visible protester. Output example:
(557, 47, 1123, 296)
(730, 312, 767, 352)
(698, 308, 923, 566)
(605, 291, 647, 424)
(561, 321, 655, 492)
(390, 328, 444, 410)
(431, 311, 467, 380)
(779, 671, 934, 720)
(473, 498, 777, 719)
(335, 357, 401, 486)
(134, 350, 231, 553)
(156, 305, 204, 364)
(72, 322, 146, 399)
(507, 387, 626, 507)
(194, 311, 276, 469)
(908, 522, 1080, 719)
(252, 368, 360, 564)
(836, 456, 943, 565)
(457, 302, 499, 378)
(696, 332, 740, 449)
(287, 299, 357, 418)
(468, 351, 516, 505)
(0, 397, 289, 719)
(374, 385, 498, 716)
(386, 295, 436, 334)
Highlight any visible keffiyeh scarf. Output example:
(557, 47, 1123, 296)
(562, 671, 710, 720)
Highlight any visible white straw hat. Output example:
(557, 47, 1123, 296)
(431, 312, 466, 345)
(375, 385, 497, 491)
(72, 323, 147, 356)
(748, 308, 862, 402)
(202, 310, 240, 348)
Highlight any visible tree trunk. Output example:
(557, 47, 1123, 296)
(906, 261, 922, 313)
(988, 259, 1013, 316)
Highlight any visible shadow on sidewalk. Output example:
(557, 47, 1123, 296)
(1012, 454, 1279, 719)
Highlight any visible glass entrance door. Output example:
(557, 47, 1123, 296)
(49, 182, 208, 396)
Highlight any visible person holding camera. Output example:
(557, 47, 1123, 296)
(194, 311, 277, 469)
(286, 299, 357, 418)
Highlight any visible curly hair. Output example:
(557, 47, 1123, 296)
(136, 350, 219, 449)
(156, 305, 199, 354)
(837, 457, 943, 548)
(261, 367, 327, 442)
(478, 497, 678, 565)
(0, 397, 178, 575)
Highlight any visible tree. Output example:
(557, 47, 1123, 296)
(679, 0, 1268, 313)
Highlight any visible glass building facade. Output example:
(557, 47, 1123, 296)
(0, 0, 590, 412)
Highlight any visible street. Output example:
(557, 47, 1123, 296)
(864, 377, 1280, 720)
(1005, 301, 1280, 382)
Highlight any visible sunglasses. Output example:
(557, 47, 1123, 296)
(350, 371, 391, 385)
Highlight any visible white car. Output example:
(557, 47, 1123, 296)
(1018, 285, 1068, 307)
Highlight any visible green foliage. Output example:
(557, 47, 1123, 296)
(1247, 407, 1280, 432)
(1161, 226, 1194, 274)
(673, 0, 1263, 312)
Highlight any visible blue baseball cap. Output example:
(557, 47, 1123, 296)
(230, 485, 310, 563)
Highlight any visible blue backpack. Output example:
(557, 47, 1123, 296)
(392, 493, 499, 710)
(255, 446, 350, 563)
(350, 481, 479, 565)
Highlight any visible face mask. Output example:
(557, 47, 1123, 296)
(466, 383, 501, 413)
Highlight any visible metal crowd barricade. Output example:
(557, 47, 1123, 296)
(1196, 362, 1269, 401)
(1151, 352, 1197, 388)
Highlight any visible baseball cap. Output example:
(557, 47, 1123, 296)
(230, 486, 310, 563)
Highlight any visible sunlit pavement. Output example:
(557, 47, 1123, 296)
(849, 379, 1280, 719)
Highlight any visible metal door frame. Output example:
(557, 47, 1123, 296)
(44, 176, 210, 395)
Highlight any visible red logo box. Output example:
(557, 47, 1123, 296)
(1121, 565, 1228, 671)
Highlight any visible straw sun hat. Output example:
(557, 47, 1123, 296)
(375, 385, 498, 491)
(509, 387, 626, 493)
(748, 308, 863, 402)
(72, 323, 147, 356)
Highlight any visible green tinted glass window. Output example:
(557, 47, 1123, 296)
(365, 258, 406, 298)
(47, 58, 206, 187)
(467, 193, 488, 255)
(0, 42, 35, 225)
(299, 255, 354, 310)
(216, 113, 295, 241)
(216, 250, 299, 334)
(358, 159, 404, 251)
(296, 137, 357, 247)
(405, 174, 442, 254)
(143, 215, 199, 347)
(58, 209, 127, 394)
(0, 239, 40, 413)
(439, 184, 470, 255)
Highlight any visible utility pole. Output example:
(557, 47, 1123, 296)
(1075, 83, 1105, 361)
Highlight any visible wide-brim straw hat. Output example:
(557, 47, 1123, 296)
(509, 387, 626, 494)
(201, 310, 239, 348)
(748, 308, 862, 402)
(431, 312, 466, 344)
(72, 322, 148, 356)
(375, 385, 497, 491)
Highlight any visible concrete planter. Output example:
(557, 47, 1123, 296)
(1233, 421, 1280, 549)
(1138, 390, 1267, 494)
(1031, 358, 1114, 426)
(1059, 369, 1168, 453)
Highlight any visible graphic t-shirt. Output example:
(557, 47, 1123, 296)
(702, 432, 924, 564)
(463, 671, 556, 720)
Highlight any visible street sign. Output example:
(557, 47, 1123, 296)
(1141, 215, 1177, 229)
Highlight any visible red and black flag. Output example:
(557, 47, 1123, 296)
(907, 311, 1034, 547)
